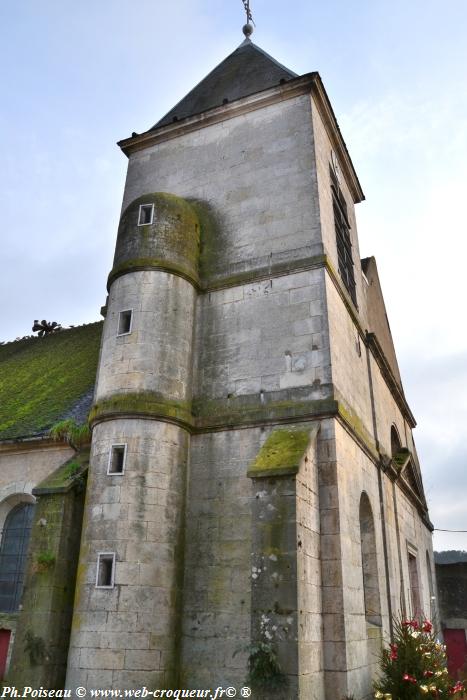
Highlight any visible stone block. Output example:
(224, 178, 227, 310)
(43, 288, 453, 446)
(79, 648, 125, 670)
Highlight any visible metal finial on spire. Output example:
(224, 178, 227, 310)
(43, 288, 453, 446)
(242, 0, 255, 38)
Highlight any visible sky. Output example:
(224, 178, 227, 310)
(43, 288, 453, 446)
(1, 0, 466, 551)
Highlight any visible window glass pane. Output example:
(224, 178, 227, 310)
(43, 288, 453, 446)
(0, 503, 35, 612)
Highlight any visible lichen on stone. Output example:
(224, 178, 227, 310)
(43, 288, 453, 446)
(89, 391, 193, 428)
(34, 450, 89, 494)
(112, 192, 201, 287)
(247, 429, 311, 478)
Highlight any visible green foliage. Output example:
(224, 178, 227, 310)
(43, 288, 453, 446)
(0, 322, 101, 440)
(374, 618, 465, 699)
(24, 630, 47, 665)
(244, 641, 287, 692)
(434, 550, 467, 564)
(35, 449, 89, 492)
(392, 448, 411, 470)
(49, 418, 90, 451)
(64, 460, 81, 478)
(36, 551, 55, 569)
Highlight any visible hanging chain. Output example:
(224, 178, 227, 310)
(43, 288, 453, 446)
(242, 0, 255, 25)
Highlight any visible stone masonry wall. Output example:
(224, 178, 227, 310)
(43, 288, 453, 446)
(0, 444, 74, 516)
(0, 442, 74, 677)
(332, 421, 388, 700)
(122, 95, 323, 273)
(296, 425, 325, 699)
(66, 419, 189, 690)
(96, 271, 196, 402)
(194, 269, 331, 403)
(310, 94, 368, 329)
(180, 429, 255, 689)
(324, 274, 373, 435)
(8, 481, 85, 689)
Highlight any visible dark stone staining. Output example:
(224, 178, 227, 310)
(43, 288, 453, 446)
(7, 463, 87, 688)
(189, 199, 227, 283)
(90, 387, 339, 433)
(250, 477, 299, 693)
(109, 193, 201, 288)
(89, 391, 193, 428)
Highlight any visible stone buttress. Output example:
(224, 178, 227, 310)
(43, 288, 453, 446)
(65, 193, 199, 689)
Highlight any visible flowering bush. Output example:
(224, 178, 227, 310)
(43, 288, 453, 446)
(374, 618, 465, 698)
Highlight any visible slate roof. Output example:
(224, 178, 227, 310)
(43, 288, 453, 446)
(0, 322, 102, 441)
(152, 38, 298, 129)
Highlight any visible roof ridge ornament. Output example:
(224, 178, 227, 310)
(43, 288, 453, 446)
(242, 0, 255, 39)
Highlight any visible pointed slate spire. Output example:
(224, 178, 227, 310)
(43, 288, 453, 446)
(151, 40, 297, 130)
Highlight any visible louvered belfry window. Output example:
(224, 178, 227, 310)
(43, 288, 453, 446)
(330, 165, 357, 306)
(0, 503, 35, 612)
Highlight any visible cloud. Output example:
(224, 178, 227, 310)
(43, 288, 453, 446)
(339, 85, 467, 550)
(403, 352, 467, 550)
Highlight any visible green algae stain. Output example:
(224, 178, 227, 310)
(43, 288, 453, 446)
(35, 450, 89, 493)
(248, 429, 310, 478)
(89, 391, 193, 427)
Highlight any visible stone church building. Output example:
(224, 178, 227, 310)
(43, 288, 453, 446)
(0, 30, 436, 700)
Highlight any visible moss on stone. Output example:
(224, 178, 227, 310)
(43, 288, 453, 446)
(8, 469, 86, 688)
(34, 450, 89, 494)
(248, 429, 310, 478)
(112, 193, 200, 287)
(108, 257, 199, 291)
(0, 323, 102, 441)
(336, 401, 378, 458)
(89, 391, 193, 428)
(36, 551, 56, 570)
(194, 396, 338, 430)
(393, 448, 411, 470)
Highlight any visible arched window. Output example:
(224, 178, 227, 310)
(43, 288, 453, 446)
(0, 503, 35, 612)
(391, 425, 402, 457)
(359, 492, 381, 626)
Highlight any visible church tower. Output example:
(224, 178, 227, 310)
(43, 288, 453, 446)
(66, 25, 435, 700)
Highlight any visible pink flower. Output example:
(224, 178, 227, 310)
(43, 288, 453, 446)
(449, 681, 465, 695)
(422, 620, 433, 633)
(402, 619, 419, 629)
(403, 673, 417, 684)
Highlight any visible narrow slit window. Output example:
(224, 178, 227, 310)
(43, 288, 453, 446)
(108, 444, 126, 475)
(138, 203, 154, 226)
(96, 553, 115, 588)
(117, 309, 132, 336)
